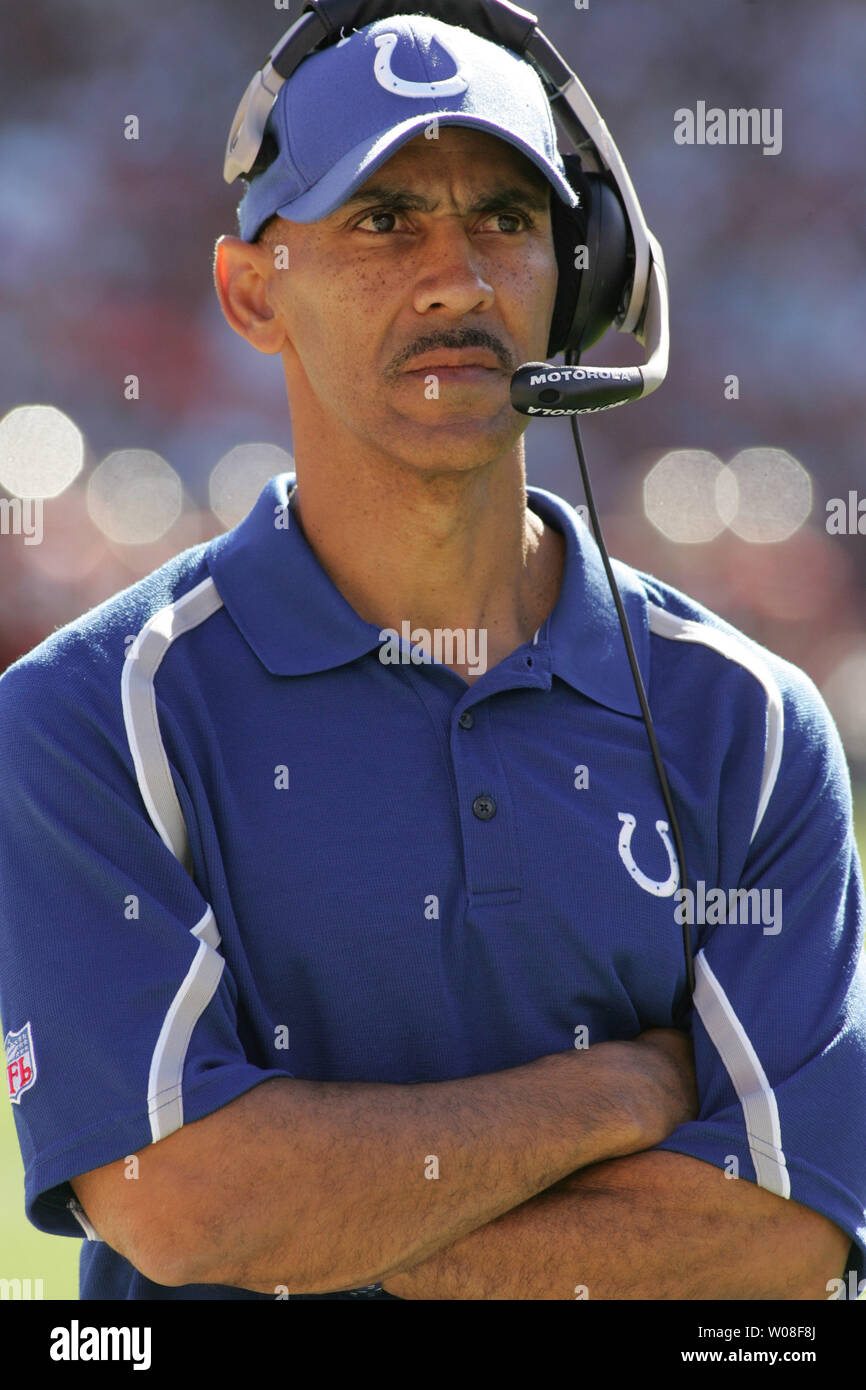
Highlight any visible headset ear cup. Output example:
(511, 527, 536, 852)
(548, 156, 632, 357)
(547, 156, 587, 358)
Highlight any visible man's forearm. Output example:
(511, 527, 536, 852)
(74, 1031, 694, 1292)
(381, 1149, 852, 1300)
(200, 1038, 686, 1293)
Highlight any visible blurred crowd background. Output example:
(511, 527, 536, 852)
(0, 0, 864, 1300)
(0, 0, 864, 760)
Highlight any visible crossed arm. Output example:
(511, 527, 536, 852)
(71, 1031, 853, 1298)
(380, 1148, 853, 1300)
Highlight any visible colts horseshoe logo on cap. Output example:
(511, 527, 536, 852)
(616, 812, 680, 897)
(373, 32, 469, 99)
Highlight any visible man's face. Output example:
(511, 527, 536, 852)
(259, 125, 559, 473)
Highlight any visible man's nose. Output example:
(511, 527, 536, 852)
(411, 221, 496, 318)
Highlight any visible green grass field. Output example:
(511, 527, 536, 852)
(0, 1100, 78, 1299)
(3, 794, 866, 1300)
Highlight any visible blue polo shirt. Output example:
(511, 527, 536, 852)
(1, 472, 864, 1300)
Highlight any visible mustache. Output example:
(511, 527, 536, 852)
(386, 328, 513, 378)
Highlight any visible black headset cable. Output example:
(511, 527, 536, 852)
(564, 349, 696, 1010)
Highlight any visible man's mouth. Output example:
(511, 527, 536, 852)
(400, 349, 505, 383)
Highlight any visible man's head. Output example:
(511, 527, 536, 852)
(214, 14, 579, 476)
(233, 14, 578, 240)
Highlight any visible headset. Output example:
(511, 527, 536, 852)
(223, 0, 695, 1005)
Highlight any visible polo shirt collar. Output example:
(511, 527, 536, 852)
(207, 472, 649, 717)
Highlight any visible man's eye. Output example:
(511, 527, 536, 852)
(355, 210, 534, 234)
(356, 211, 403, 233)
(481, 211, 533, 233)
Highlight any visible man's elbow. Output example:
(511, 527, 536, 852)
(70, 1169, 262, 1292)
(153, 1212, 370, 1295)
(791, 1220, 852, 1301)
(140, 1209, 265, 1291)
(109, 1211, 222, 1291)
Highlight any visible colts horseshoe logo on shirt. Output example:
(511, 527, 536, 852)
(617, 812, 680, 897)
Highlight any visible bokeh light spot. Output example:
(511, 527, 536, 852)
(725, 448, 812, 543)
(209, 443, 294, 529)
(643, 450, 728, 543)
(0, 405, 84, 498)
(87, 450, 183, 545)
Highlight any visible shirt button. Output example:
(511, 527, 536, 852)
(458, 711, 474, 730)
(472, 795, 497, 821)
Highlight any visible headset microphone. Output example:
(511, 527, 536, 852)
(511, 220, 670, 415)
(511, 363, 645, 415)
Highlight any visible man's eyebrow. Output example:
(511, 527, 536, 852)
(337, 182, 551, 216)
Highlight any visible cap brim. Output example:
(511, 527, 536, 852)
(272, 113, 580, 224)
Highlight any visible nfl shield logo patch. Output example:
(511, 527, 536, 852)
(5, 1022, 37, 1104)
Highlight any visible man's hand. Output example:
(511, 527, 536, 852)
(605, 1026, 699, 1145)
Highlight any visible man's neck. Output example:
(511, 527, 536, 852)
(289, 454, 565, 684)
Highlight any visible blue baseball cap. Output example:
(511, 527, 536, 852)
(237, 13, 579, 241)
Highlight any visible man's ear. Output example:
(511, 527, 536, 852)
(213, 235, 287, 355)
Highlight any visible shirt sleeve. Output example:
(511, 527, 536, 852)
(655, 659, 866, 1296)
(0, 646, 292, 1238)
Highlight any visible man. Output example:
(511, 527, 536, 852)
(0, 14, 863, 1301)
